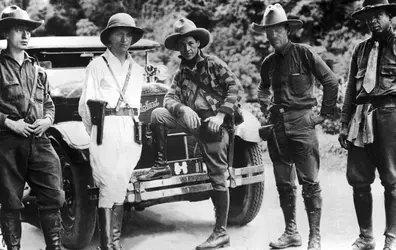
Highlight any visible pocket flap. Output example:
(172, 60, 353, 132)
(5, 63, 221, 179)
(381, 65, 396, 75)
(355, 69, 366, 79)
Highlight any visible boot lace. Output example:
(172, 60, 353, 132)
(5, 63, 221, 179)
(353, 235, 374, 249)
(384, 236, 395, 250)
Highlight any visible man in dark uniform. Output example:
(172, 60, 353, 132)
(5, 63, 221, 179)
(253, 3, 339, 250)
(137, 18, 244, 249)
(339, 1, 396, 249)
(0, 5, 65, 250)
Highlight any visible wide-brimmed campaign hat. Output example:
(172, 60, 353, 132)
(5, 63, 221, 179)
(100, 13, 144, 46)
(164, 18, 211, 51)
(251, 3, 303, 33)
(352, 0, 396, 20)
(0, 5, 43, 33)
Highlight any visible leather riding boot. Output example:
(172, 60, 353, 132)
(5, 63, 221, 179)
(0, 209, 21, 250)
(303, 184, 322, 250)
(138, 123, 171, 181)
(269, 188, 302, 249)
(352, 188, 375, 250)
(196, 190, 230, 250)
(39, 209, 62, 250)
(112, 204, 124, 250)
(384, 189, 396, 250)
(98, 208, 113, 250)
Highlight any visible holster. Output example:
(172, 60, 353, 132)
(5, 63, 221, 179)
(134, 120, 143, 145)
(87, 99, 108, 145)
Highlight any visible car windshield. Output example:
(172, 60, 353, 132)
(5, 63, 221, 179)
(48, 67, 85, 98)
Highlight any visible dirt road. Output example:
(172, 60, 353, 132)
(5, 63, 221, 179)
(1, 160, 387, 250)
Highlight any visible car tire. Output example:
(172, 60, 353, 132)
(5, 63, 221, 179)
(228, 139, 265, 226)
(51, 137, 97, 249)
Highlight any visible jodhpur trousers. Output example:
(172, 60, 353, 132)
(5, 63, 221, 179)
(0, 132, 65, 211)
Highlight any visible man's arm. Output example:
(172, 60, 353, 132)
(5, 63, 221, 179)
(41, 69, 55, 124)
(164, 71, 186, 117)
(211, 57, 243, 117)
(306, 48, 339, 117)
(257, 58, 273, 114)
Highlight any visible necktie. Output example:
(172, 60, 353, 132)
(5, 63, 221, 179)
(363, 41, 379, 94)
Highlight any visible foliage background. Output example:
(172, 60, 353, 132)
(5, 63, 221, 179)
(2, 0, 394, 133)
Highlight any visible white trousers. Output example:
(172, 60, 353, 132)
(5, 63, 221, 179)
(89, 116, 142, 208)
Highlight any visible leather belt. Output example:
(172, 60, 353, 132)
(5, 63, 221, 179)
(105, 108, 138, 116)
(369, 96, 396, 109)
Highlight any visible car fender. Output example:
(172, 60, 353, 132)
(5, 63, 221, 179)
(235, 110, 261, 143)
(49, 121, 90, 150)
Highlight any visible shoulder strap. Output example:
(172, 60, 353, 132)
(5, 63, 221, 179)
(102, 56, 133, 111)
(25, 64, 39, 117)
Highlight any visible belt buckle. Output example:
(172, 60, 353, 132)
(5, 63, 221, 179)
(279, 108, 285, 114)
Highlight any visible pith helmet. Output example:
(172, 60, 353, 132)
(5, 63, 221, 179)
(164, 18, 211, 51)
(251, 3, 303, 33)
(100, 13, 144, 46)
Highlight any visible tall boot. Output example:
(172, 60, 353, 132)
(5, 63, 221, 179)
(269, 188, 302, 249)
(384, 189, 396, 250)
(351, 188, 375, 250)
(196, 190, 230, 250)
(0, 209, 21, 250)
(112, 204, 124, 250)
(39, 209, 62, 250)
(138, 123, 171, 181)
(98, 208, 113, 250)
(303, 184, 322, 250)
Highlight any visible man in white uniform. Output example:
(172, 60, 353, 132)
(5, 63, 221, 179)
(78, 13, 145, 250)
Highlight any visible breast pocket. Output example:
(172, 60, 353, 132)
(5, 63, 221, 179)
(354, 68, 366, 92)
(34, 83, 45, 103)
(380, 65, 396, 89)
(288, 73, 310, 96)
(3, 81, 24, 103)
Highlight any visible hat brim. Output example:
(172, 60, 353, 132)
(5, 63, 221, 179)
(100, 26, 144, 46)
(164, 28, 211, 51)
(251, 19, 303, 33)
(352, 4, 396, 20)
(0, 18, 43, 33)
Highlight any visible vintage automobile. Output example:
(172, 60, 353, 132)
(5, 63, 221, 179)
(0, 36, 266, 249)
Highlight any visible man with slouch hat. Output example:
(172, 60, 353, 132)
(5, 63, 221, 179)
(339, 0, 396, 249)
(0, 5, 65, 250)
(137, 17, 244, 249)
(78, 13, 145, 250)
(253, 3, 339, 250)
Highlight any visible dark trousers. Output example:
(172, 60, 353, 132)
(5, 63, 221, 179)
(0, 132, 65, 211)
(268, 109, 320, 191)
(347, 107, 396, 237)
(151, 107, 229, 191)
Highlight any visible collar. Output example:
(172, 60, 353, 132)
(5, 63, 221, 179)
(104, 49, 133, 66)
(275, 41, 292, 56)
(179, 50, 206, 70)
(0, 50, 35, 64)
(371, 27, 396, 43)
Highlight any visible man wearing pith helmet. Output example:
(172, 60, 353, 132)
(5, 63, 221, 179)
(0, 5, 65, 250)
(79, 12, 145, 250)
(138, 17, 244, 249)
(339, 0, 396, 249)
(253, 3, 339, 250)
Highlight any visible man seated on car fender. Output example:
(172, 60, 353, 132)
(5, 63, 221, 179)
(137, 18, 244, 250)
(78, 13, 145, 250)
(0, 5, 65, 250)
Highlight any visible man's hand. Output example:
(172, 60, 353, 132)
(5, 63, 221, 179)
(4, 118, 35, 137)
(338, 123, 349, 150)
(32, 117, 52, 137)
(204, 113, 225, 133)
(312, 114, 326, 125)
(180, 106, 201, 129)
